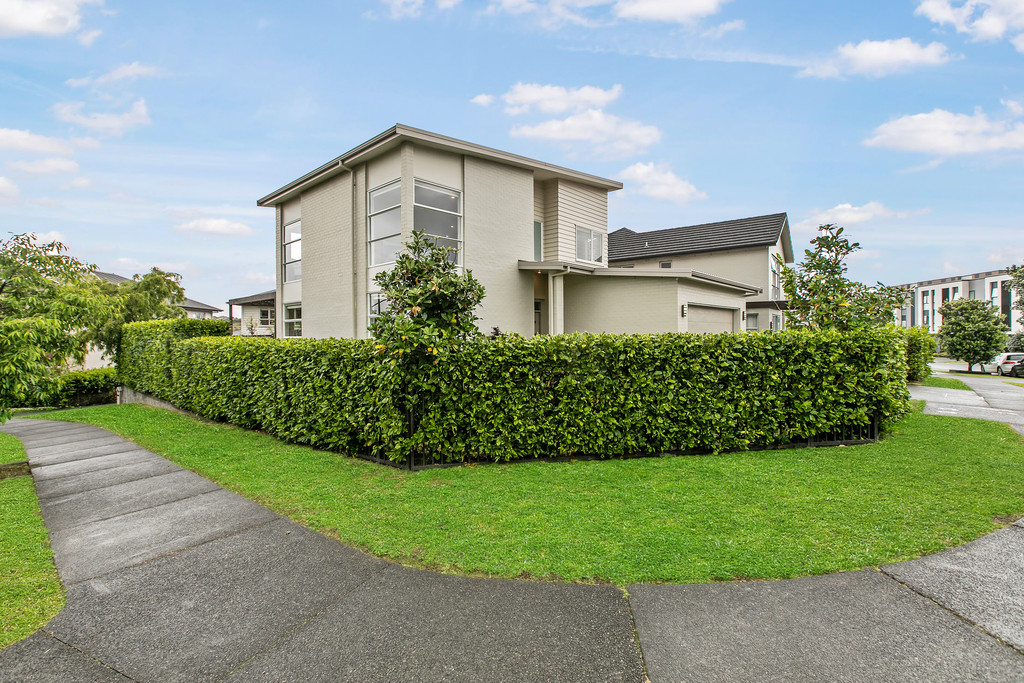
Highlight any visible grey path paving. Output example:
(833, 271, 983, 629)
(915, 363, 1024, 435)
(0, 419, 643, 683)
(3, 414, 1024, 682)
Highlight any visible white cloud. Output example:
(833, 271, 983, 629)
(614, 0, 731, 23)
(0, 176, 19, 203)
(1003, 97, 1024, 116)
(380, 0, 458, 17)
(470, 93, 495, 106)
(77, 28, 100, 45)
(501, 82, 622, 115)
(175, 218, 255, 237)
(618, 161, 706, 204)
(800, 38, 952, 78)
(864, 106, 1024, 155)
(9, 157, 79, 174)
(0, 128, 73, 155)
(701, 19, 744, 38)
(794, 201, 900, 233)
(437, 0, 462, 7)
(66, 62, 165, 88)
(62, 176, 91, 188)
(52, 98, 150, 137)
(898, 158, 945, 173)
(243, 271, 275, 286)
(0, 0, 102, 38)
(510, 108, 662, 157)
(916, 0, 1024, 46)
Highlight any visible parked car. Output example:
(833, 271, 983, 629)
(990, 352, 1024, 376)
(1010, 361, 1024, 379)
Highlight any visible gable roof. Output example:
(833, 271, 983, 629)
(93, 270, 221, 313)
(257, 124, 622, 207)
(608, 213, 793, 263)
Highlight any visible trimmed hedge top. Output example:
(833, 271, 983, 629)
(118, 320, 910, 464)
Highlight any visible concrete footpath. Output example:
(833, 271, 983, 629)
(2, 413, 1024, 682)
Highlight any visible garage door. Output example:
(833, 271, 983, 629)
(688, 305, 735, 334)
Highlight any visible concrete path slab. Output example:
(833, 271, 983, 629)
(49, 488, 279, 585)
(39, 469, 222, 533)
(46, 519, 389, 683)
(883, 526, 1024, 651)
(233, 565, 643, 683)
(629, 571, 1024, 683)
(29, 443, 150, 468)
(30, 448, 164, 482)
(32, 458, 182, 500)
(0, 632, 131, 683)
(27, 435, 133, 458)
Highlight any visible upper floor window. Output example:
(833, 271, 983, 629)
(659, 261, 672, 269)
(283, 219, 301, 282)
(770, 263, 781, 300)
(369, 181, 401, 266)
(576, 227, 603, 264)
(414, 180, 461, 264)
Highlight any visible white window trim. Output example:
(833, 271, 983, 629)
(368, 179, 402, 267)
(283, 303, 302, 338)
(283, 218, 302, 283)
(368, 291, 389, 329)
(413, 178, 463, 265)
(575, 227, 604, 265)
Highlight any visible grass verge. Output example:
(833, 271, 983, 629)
(0, 433, 64, 650)
(919, 375, 974, 391)
(33, 404, 1024, 586)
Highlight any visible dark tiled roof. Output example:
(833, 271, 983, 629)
(93, 270, 221, 313)
(608, 213, 789, 262)
(227, 289, 277, 306)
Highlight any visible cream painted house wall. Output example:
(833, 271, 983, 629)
(618, 244, 781, 297)
(236, 304, 275, 336)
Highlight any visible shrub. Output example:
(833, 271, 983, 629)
(119, 320, 910, 464)
(117, 319, 230, 398)
(902, 326, 936, 382)
(17, 367, 118, 408)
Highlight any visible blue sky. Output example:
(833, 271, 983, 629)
(1, 0, 1023, 311)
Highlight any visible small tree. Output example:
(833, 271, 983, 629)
(370, 231, 485, 437)
(938, 298, 1008, 372)
(1008, 264, 1023, 326)
(0, 233, 111, 420)
(85, 267, 186, 360)
(778, 225, 906, 331)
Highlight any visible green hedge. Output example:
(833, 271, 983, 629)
(117, 319, 231, 398)
(118, 320, 910, 463)
(902, 326, 936, 382)
(19, 367, 119, 408)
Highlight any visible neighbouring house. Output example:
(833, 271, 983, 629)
(76, 271, 222, 369)
(608, 213, 792, 332)
(226, 289, 276, 336)
(256, 124, 785, 339)
(895, 270, 1021, 335)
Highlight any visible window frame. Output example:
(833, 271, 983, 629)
(283, 303, 302, 338)
(659, 260, 672, 269)
(259, 308, 274, 326)
(413, 178, 462, 265)
(575, 227, 604, 264)
(368, 291, 389, 329)
(368, 179, 402, 267)
(282, 218, 302, 283)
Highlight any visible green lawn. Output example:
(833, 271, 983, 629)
(32, 404, 1024, 586)
(0, 433, 64, 649)
(919, 375, 974, 391)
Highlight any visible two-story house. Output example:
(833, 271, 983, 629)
(896, 270, 1021, 334)
(257, 125, 774, 339)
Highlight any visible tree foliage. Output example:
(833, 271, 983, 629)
(779, 225, 907, 331)
(369, 231, 485, 435)
(937, 298, 1008, 371)
(84, 268, 186, 359)
(1009, 264, 1023, 327)
(0, 233, 111, 420)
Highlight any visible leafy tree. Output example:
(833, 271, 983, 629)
(85, 268, 186, 360)
(937, 298, 1008, 372)
(778, 225, 907, 331)
(1008, 264, 1023, 326)
(370, 231, 485, 437)
(1006, 332, 1024, 353)
(0, 233, 111, 421)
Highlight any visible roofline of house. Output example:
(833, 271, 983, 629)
(898, 269, 1011, 289)
(257, 124, 623, 207)
(227, 290, 277, 306)
(517, 261, 761, 294)
(607, 213, 794, 264)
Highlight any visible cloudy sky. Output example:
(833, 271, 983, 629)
(1, 0, 1023, 310)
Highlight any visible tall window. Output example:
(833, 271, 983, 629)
(284, 304, 302, 337)
(414, 180, 461, 264)
(576, 227, 603, 263)
(369, 181, 402, 266)
(283, 219, 301, 282)
(534, 221, 543, 261)
(771, 263, 781, 300)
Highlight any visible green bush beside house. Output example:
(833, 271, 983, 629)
(119, 320, 911, 464)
